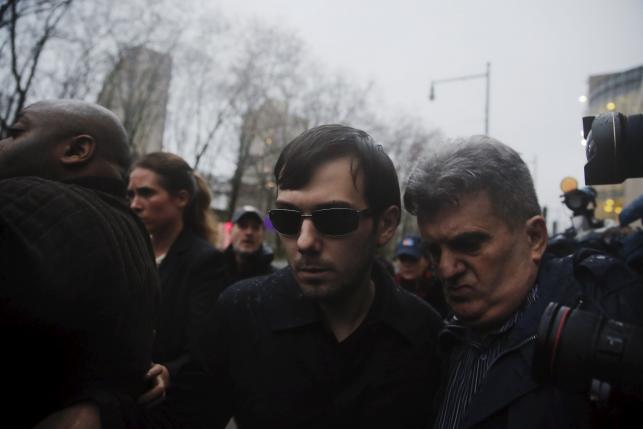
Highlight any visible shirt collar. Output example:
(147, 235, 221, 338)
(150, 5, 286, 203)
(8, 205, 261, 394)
(439, 284, 539, 351)
(267, 263, 430, 345)
(61, 176, 127, 198)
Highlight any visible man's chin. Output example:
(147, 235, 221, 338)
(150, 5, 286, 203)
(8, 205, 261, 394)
(297, 280, 337, 300)
(236, 246, 260, 256)
(449, 301, 483, 322)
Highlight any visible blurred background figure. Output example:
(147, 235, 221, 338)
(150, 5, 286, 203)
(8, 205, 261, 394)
(548, 185, 619, 257)
(128, 152, 225, 385)
(223, 205, 276, 286)
(619, 194, 643, 275)
(393, 235, 449, 318)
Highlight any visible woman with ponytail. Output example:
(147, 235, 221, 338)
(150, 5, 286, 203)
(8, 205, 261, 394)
(128, 152, 225, 388)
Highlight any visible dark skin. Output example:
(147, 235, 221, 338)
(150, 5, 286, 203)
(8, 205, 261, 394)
(0, 100, 167, 425)
(0, 100, 128, 181)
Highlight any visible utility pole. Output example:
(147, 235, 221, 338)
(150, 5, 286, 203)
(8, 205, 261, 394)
(429, 62, 491, 135)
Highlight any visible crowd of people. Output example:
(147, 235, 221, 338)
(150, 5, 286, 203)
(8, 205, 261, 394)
(0, 99, 642, 428)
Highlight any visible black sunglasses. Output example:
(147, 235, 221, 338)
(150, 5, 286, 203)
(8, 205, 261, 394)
(268, 207, 371, 237)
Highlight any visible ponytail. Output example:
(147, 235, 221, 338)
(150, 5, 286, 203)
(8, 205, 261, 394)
(186, 173, 219, 245)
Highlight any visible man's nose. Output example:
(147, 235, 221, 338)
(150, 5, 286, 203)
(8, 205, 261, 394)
(297, 218, 321, 254)
(437, 248, 465, 280)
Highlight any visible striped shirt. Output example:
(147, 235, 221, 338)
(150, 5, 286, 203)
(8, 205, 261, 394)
(434, 286, 539, 429)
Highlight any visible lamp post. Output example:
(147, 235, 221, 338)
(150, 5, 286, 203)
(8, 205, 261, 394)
(429, 62, 491, 135)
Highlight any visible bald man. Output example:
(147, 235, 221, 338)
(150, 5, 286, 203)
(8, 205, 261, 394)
(0, 100, 160, 428)
(0, 100, 131, 181)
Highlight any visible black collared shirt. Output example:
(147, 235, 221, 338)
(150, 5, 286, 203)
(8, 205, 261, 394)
(183, 264, 443, 429)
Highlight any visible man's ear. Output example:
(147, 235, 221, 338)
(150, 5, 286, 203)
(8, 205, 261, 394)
(525, 215, 548, 264)
(375, 205, 401, 247)
(59, 135, 96, 166)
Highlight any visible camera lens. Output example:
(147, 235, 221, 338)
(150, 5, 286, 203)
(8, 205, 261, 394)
(535, 302, 643, 393)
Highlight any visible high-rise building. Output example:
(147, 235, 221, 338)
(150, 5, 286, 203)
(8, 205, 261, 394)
(98, 46, 172, 157)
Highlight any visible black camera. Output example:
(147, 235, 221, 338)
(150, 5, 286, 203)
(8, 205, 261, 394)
(562, 187, 597, 217)
(534, 302, 643, 394)
(533, 113, 643, 423)
(584, 113, 643, 185)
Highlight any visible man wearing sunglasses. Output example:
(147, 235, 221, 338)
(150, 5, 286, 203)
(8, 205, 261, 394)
(186, 124, 443, 428)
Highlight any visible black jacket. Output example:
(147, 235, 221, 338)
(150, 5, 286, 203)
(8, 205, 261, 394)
(437, 250, 643, 429)
(154, 228, 226, 378)
(0, 176, 159, 427)
(222, 243, 276, 287)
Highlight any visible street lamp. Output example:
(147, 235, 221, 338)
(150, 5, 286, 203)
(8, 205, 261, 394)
(429, 62, 491, 135)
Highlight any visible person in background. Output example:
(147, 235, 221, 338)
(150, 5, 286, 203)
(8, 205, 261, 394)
(223, 205, 276, 286)
(393, 235, 448, 318)
(128, 152, 225, 394)
(0, 99, 159, 427)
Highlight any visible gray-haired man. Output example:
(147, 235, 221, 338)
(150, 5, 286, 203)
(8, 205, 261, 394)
(404, 135, 643, 429)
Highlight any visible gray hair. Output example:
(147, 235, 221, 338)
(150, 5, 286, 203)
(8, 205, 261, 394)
(403, 135, 541, 227)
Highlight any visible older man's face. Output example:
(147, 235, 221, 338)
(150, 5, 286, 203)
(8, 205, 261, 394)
(418, 191, 546, 331)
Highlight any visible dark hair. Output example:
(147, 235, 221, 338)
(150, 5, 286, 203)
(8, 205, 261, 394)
(133, 152, 218, 244)
(404, 135, 541, 227)
(274, 124, 401, 219)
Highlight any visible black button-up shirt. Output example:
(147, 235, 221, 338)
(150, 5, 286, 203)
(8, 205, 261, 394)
(182, 263, 443, 429)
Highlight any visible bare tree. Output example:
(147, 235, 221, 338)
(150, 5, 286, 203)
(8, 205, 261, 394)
(184, 21, 308, 213)
(0, 0, 445, 256)
(376, 117, 445, 240)
(296, 66, 376, 129)
(0, 0, 186, 146)
(0, 0, 73, 135)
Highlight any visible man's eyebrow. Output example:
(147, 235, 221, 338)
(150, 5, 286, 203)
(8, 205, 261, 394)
(314, 201, 352, 210)
(446, 231, 491, 245)
(275, 201, 299, 210)
(274, 200, 354, 211)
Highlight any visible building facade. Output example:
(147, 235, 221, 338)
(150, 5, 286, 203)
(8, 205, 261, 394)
(98, 46, 172, 157)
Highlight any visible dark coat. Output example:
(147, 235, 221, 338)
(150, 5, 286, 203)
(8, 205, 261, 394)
(154, 228, 226, 378)
(395, 271, 449, 318)
(0, 176, 159, 427)
(440, 250, 643, 429)
(222, 243, 276, 287)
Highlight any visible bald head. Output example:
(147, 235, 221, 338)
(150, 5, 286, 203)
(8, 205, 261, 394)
(0, 99, 131, 181)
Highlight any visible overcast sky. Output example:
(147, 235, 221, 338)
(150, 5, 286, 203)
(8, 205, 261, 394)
(209, 0, 643, 228)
